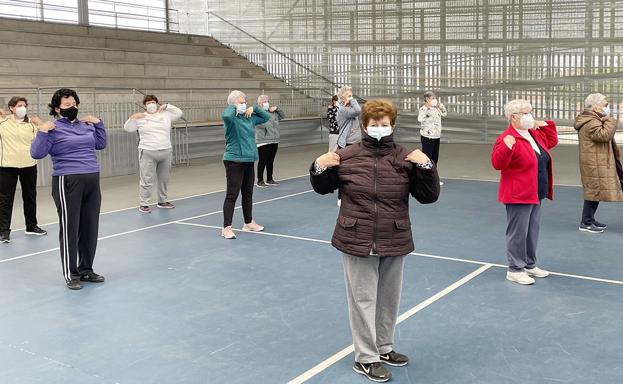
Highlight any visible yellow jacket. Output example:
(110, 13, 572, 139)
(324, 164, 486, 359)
(0, 116, 37, 168)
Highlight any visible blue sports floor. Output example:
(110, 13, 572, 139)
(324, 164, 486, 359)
(1, 176, 622, 384)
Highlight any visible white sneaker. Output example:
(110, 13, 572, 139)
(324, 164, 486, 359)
(439, 181, 444, 186)
(221, 226, 236, 239)
(506, 271, 535, 285)
(242, 220, 264, 232)
(525, 266, 549, 278)
(337, 199, 341, 207)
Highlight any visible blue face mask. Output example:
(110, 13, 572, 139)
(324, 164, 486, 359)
(602, 105, 610, 117)
(367, 126, 393, 140)
(236, 103, 247, 115)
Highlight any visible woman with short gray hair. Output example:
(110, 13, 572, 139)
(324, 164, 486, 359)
(255, 94, 284, 187)
(418, 91, 447, 185)
(220, 90, 271, 239)
(492, 99, 558, 285)
(336, 85, 362, 149)
(574, 94, 623, 233)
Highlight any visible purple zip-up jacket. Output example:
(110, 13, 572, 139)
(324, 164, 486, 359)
(30, 117, 107, 176)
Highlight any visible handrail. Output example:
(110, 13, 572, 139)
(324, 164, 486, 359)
(207, 11, 339, 99)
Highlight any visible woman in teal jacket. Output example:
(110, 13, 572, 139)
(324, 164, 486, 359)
(221, 90, 271, 239)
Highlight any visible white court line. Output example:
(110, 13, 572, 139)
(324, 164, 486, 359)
(12, 173, 310, 232)
(173, 223, 623, 287)
(0, 189, 314, 265)
(287, 264, 493, 384)
(441, 176, 582, 188)
(174, 222, 332, 245)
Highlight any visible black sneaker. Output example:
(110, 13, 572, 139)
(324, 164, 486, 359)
(25, 226, 47, 236)
(0, 233, 9, 243)
(67, 278, 83, 290)
(593, 221, 607, 230)
(266, 179, 279, 186)
(579, 223, 604, 234)
(380, 350, 409, 367)
(80, 272, 105, 283)
(353, 362, 392, 383)
(256, 180, 268, 188)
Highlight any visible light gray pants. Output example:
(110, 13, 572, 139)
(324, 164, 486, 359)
(505, 203, 541, 272)
(343, 253, 406, 364)
(139, 148, 172, 206)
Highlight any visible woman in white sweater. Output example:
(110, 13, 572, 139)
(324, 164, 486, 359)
(418, 91, 447, 184)
(124, 95, 183, 213)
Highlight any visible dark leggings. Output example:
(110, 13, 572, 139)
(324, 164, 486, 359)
(257, 143, 279, 182)
(421, 136, 440, 165)
(581, 200, 600, 225)
(223, 161, 254, 227)
(0, 165, 38, 235)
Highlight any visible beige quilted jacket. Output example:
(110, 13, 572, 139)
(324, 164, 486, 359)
(574, 112, 623, 201)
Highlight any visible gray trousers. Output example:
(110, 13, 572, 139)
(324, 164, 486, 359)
(343, 253, 406, 364)
(505, 203, 541, 272)
(139, 148, 172, 206)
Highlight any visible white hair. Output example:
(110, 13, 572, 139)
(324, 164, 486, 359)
(504, 99, 532, 120)
(227, 90, 246, 106)
(584, 93, 606, 111)
(337, 85, 352, 99)
(257, 94, 269, 104)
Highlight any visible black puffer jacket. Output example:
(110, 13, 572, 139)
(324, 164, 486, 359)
(310, 132, 440, 257)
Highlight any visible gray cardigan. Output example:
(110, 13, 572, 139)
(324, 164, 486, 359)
(256, 108, 285, 145)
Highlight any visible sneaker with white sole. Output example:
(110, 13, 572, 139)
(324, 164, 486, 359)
(138, 206, 151, 213)
(579, 223, 604, 234)
(242, 220, 264, 232)
(353, 362, 392, 383)
(221, 226, 236, 239)
(255, 181, 268, 188)
(25, 226, 47, 236)
(157, 202, 175, 209)
(525, 266, 549, 278)
(0, 233, 9, 243)
(379, 350, 409, 367)
(337, 199, 341, 207)
(506, 271, 535, 285)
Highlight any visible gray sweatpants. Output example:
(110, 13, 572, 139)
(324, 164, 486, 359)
(139, 148, 172, 206)
(505, 203, 541, 272)
(342, 253, 406, 364)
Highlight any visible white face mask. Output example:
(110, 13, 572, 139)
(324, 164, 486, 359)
(262, 102, 270, 110)
(14, 106, 27, 119)
(367, 126, 393, 140)
(236, 103, 247, 115)
(519, 113, 535, 130)
(602, 105, 610, 117)
(430, 99, 438, 107)
(145, 103, 158, 114)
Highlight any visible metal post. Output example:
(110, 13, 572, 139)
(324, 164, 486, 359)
(78, 0, 89, 26)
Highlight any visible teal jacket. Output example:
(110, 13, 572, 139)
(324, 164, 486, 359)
(222, 104, 270, 162)
(255, 107, 285, 145)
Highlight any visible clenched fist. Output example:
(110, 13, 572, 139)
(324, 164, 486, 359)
(37, 121, 55, 133)
(405, 149, 430, 164)
(315, 152, 341, 169)
(503, 135, 516, 149)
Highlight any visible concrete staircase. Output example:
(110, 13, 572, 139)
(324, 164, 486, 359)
(0, 18, 312, 112)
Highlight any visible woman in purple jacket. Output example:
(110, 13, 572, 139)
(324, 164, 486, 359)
(30, 88, 107, 290)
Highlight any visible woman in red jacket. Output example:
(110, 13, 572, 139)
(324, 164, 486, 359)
(491, 99, 558, 285)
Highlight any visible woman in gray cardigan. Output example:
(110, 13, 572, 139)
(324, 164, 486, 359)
(255, 95, 285, 187)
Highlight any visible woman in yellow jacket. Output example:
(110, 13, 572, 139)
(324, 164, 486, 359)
(0, 96, 47, 243)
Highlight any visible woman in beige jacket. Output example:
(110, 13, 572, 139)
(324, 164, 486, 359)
(574, 93, 623, 233)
